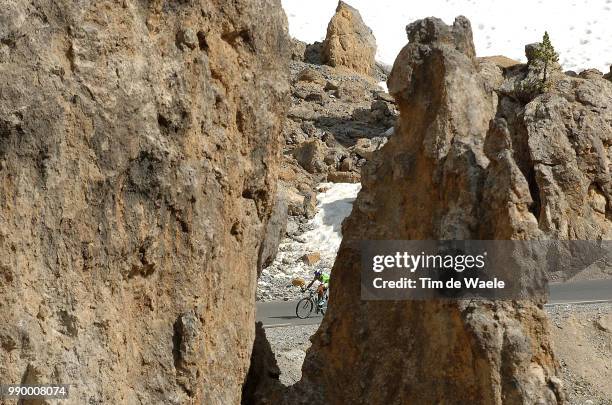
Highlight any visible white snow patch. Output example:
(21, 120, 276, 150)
(302, 182, 361, 262)
(282, 0, 612, 72)
(257, 182, 361, 301)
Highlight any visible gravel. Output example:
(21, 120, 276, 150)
(546, 303, 612, 405)
(265, 324, 318, 386)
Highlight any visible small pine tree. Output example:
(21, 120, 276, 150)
(533, 31, 559, 85)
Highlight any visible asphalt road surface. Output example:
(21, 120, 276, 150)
(256, 278, 612, 328)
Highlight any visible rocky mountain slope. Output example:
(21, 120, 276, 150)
(0, 0, 288, 403)
(257, 56, 395, 300)
(257, 2, 397, 302)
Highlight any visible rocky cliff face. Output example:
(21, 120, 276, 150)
(299, 16, 611, 404)
(0, 0, 288, 403)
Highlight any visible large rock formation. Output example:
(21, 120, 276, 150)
(322, 1, 377, 76)
(0, 0, 288, 403)
(298, 16, 611, 404)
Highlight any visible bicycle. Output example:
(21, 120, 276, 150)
(295, 288, 328, 319)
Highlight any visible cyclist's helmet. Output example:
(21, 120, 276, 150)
(314, 270, 322, 278)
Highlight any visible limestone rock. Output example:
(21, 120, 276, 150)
(293, 139, 327, 174)
(299, 17, 571, 405)
(303, 192, 318, 219)
(525, 42, 543, 62)
(292, 82, 328, 103)
(322, 1, 377, 76)
(301, 252, 321, 266)
(352, 138, 377, 159)
(578, 68, 603, 80)
(335, 80, 369, 101)
(286, 187, 308, 217)
(0, 0, 289, 403)
(297, 67, 326, 85)
(479, 55, 522, 68)
(174, 311, 204, 394)
(339, 158, 353, 172)
(519, 79, 612, 240)
(595, 314, 612, 333)
(326, 170, 360, 183)
(325, 80, 339, 91)
(176, 28, 199, 51)
(258, 191, 289, 273)
(289, 38, 307, 61)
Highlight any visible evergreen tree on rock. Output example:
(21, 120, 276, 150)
(533, 31, 559, 86)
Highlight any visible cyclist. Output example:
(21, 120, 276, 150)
(304, 270, 329, 308)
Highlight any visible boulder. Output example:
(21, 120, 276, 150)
(286, 187, 308, 217)
(301, 121, 321, 138)
(283, 120, 307, 145)
(339, 158, 353, 172)
(579, 68, 604, 80)
(278, 166, 297, 182)
(325, 80, 339, 91)
(327, 170, 360, 183)
(323, 134, 343, 151)
(478, 55, 522, 68)
(291, 277, 306, 287)
(352, 138, 376, 159)
(525, 42, 542, 62)
(293, 139, 328, 174)
(369, 99, 397, 126)
(595, 314, 612, 333)
(303, 192, 318, 219)
(297, 67, 326, 86)
(324, 150, 341, 168)
(375, 90, 395, 103)
(322, 1, 377, 76)
(292, 82, 327, 102)
(334, 80, 369, 102)
(301, 252, 321, 266)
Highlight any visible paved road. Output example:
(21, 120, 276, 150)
(256, 279, 612, 328)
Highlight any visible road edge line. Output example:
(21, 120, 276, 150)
(545, 299, 612, 306)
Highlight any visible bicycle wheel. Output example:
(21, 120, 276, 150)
(296, 298, 313, 319)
